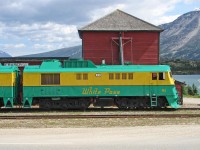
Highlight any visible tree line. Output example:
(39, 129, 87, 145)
(183, 84, 199, 96)
(161, 59, 200, 75)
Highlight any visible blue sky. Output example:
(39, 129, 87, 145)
(0, 0, 199, 56)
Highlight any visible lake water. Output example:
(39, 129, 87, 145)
(173, 75, 200, 93)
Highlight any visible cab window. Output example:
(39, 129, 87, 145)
(152, 73, 157, 80)
(159, 72, 165, 80)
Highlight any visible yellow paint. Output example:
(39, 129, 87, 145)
(23, 73, 40, 86)
(0, 73, 16, 86)
(23, 72, 175, 86)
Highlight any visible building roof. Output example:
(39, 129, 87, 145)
(78, 9, 163, 36)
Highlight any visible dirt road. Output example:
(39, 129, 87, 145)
(0, 125, 200, 150)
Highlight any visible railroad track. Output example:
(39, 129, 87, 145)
(0, 107, 200, 112)
(0, 114, 200, 119)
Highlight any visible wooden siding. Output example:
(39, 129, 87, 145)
(82, 31, 159, 65)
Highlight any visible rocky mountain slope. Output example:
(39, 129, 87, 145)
(22, 45, 82, 58)
(0, 50, 11, 57)
(160, 10, 200, 60)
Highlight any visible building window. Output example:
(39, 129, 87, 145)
(122, 73, 127, 80)
(159, 72, 165, 80)
(83, 73, 88, 80)
(109, 73, 114, 80)
(152, 73, 157, 80)
(128, 73, 133, 80)
(115, 73, 120, 80)
(76, 73, 82, 80)
(41, 74, 60, 85)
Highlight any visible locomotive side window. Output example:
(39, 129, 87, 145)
(122, 73, 127, 80)
(109, 73, 114, 80)
(76, 73, 82, 80)
(159, 72, 165, 80)
(41, 73, 60, 85)
(83, 73, 88, 80)
(128, 73, 133, 80)
(76, 73, 88, 80)
(115, 73, 120, 80)
(109, 73, 133, 80)
(152, 73, 157, 80)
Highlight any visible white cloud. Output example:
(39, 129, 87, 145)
(33, 44, 55, 50)
(2, 43, 26, 49)
(122, 0, 181, 25)
(194, 8, 200, 11)
(0, 0, 197, 56)
(0, 21, 81, 56)
(1, 21, 80, 44)
(153, 15, 180, 25)
(184, 0, 200, 3)
(90, 4, 126, 21)
(87, 0, 181, 25)
(23, 22, 79, 43)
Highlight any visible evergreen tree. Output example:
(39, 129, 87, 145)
(187, 85, 194, 96)
(192, 84, 198, 95)
(182, 86, 188, 95)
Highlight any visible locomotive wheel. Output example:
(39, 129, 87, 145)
(115, 98, 128, 109)
(157, 97, 168, 108)
(39, 100, 52, 110)
(115, 97, 151, 109)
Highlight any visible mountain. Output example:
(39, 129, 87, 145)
(160, 10, 200, 60)
(22, 45, 82, 58)
(0, 50, 12, 57)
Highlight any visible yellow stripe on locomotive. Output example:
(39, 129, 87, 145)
(23, 71, 175, 86)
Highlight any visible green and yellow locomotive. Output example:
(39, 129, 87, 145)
(22, 59, 179, 109)
(0, 64, 19, 108)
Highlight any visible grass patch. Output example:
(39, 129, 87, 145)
(184, 95, 200, 98)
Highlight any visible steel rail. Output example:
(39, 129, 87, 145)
(0, 114, 200, 119)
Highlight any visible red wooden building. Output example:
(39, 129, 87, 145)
(78, 9, 163, 65)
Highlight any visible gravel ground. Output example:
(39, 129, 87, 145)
(183, 97, 200, 104)
(0, 125, 200, 150)
(183, 97, 200, 108)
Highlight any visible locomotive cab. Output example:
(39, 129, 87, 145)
(148, 70, 179, 108)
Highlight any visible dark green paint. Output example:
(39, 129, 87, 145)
(23, 85, 179, 108)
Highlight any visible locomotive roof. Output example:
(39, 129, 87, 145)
(0, 64, 19, 72)
(23, 60, 171, 73)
